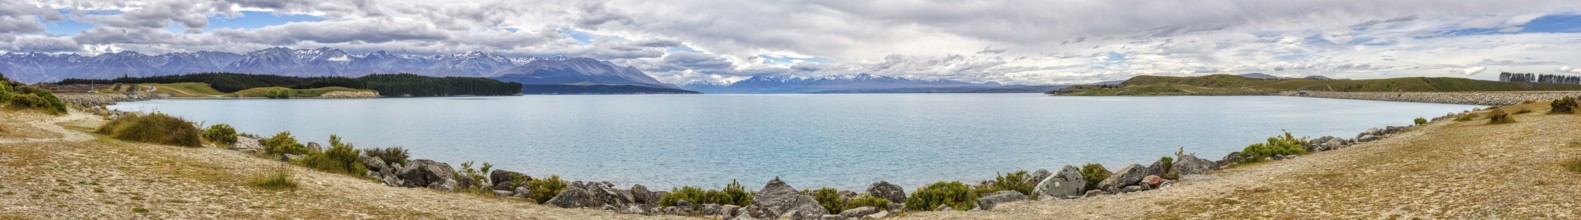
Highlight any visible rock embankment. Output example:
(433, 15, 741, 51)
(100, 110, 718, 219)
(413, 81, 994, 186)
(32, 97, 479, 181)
(319, 90, 381, 98)
(1283, 91, 1581, 105)
(55, 93, 167, 106)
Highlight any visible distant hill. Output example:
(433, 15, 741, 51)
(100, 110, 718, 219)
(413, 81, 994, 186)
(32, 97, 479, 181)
(1049, 74, 1581, 96)
(1238, 73, 1280, 79)
(683, 73, 1049, 93)
(520, 84, 700, 94)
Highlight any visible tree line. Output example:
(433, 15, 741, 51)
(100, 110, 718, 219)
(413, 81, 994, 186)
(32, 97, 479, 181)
(1499, 72, 1581, 84)
(55, 73, 522, 96)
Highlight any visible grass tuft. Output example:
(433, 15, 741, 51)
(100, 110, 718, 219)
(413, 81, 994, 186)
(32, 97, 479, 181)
(1487, 109, 1516, 124)
(1566, 159, 1581, 174)
(904, 181, 975, 211)
(96, 113, 203, 147)
(252, 165, 297, 190)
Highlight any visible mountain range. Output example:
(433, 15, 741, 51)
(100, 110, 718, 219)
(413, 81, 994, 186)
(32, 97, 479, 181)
(0, 47, 673, 89)
(682, 73, 1061, 93)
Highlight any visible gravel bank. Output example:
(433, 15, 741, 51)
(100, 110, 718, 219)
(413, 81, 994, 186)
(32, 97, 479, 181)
(1283, 91, 1581, 105)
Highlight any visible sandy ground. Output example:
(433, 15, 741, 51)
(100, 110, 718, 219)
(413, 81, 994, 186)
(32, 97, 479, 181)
(909, 102, 1581, 219)
(0, 110, 686, 219)
(3, 101, 1579, 219)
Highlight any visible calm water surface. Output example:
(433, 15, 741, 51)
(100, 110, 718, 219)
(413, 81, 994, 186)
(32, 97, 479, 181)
(110, 94, 1477, 190)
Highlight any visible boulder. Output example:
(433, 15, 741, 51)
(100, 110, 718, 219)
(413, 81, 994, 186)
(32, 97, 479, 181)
(1141, 175, 1163, 188)
(492, 190, 513, 197)
(232, 136, 265, 154)
(1026, 169, 1053, 187)
(1120, 185, 1148, 193)
(360, 155, 389, 173)
(703, 204, 722, 215)
(720, 205, 741, 219)
(489, 169, 529, 191)
(1146, 160, 1167, 177)
(630, 184, 657, 205)
(865, 181, 906, 204)
(306, 142, 323, 152)
(974, 190, 1027, 210)
(1358, 134, 1379, 142)
(397, 159, 456, 190)
(1097, 164, 1148, 192)
(513, 186, 531, 198)
(839, 206, 879, 218)
(934, 204, 953, 211)
(1172, 154, 1218, 176)
(819, 214, 841, 220)
(837, 190, 858, 203)
(1218, 152, 1243, 167)
(751, 178, 829, 219)
(1083, 189, 1107, 197)
(1032, 165, 1086, 199)
(546, 186, 597, 208)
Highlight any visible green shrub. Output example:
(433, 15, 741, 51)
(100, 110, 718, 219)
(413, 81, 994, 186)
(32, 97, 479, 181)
(905, 181, 975, 211)
(658, 180, 752, 207)
(202, 124, 237, 145)
(261, 131, 308, 155)
(806, 187, 844, 213)
(1488, 109, 1515, 124)
(1159, 156, 1177, 179)
(297, 135, 367, 175)
(252, 165, 296, 190)
(262, 88, 291, 99)
(971, 170, 1034, 198)
(1238, 131, 1308, 163)
(846, 194, 892, 210)
(1078, 164, 1110, 190)
(96, 113, 203, 147)
(456, 161, 493, 193)
(1414, 117, 1427, 125)
(1552, 96, 1578, 114)
(363, 147, 410, 165)
(526, 175, 568, 204)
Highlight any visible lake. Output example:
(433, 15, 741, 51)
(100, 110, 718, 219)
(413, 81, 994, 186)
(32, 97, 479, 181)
(110, 94, 1477, 190)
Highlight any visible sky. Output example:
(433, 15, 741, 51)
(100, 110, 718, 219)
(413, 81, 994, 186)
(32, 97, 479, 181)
(4, 1, 1581, 85)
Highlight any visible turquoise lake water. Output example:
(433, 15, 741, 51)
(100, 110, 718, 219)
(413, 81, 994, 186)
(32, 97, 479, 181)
(110, 94, 1477, 190)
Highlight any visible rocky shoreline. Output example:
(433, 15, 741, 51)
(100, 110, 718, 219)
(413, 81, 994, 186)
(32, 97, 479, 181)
(192, 108, 1446, 220)
(1282, 91, 1581, 106)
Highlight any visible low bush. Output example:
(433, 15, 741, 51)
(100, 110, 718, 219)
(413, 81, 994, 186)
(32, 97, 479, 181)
(262, 88, 291, 99)
(806, 187, 844, 213)
(846, 194, 892, 210)
(904, 181, 975, 211)
(1238, 131, 1308, 163)
(363, 147, 410, 165)
(1488, 109, 1515, 124)
(252, 165, 297, 190)
(1414, 117, 1427, 125)
(202, 124, 237, 145)
(1454, 113, 1476, 122)
(658, 180, 752, 207)
(261, 131, 308, 155)
(1552, 96, 1578, 114)
(526, 175, 568, 204)
(971, 170, 1034, 198)
(96, 113, 203, 147)
(297, 135, 367, 175)
(0, 78, 67, 114)
(456, 161, 493, 193)
(1158, 156, 1177, 179)
(1078, 164, 1110, 190)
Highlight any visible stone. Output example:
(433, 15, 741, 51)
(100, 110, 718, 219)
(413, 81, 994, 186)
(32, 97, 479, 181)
(839, 206, 879, 218)
(974, 190, 1028, 210)
(1097, 164, 1148, 192)
(489, 169, 529, 191)
(1218, 152, 1243, 167)
(819, 214, 841, 220)
(1142, 175, 1163, 188)
(1358, 134, 1379, 142)
(1146, 160, 1168, 177)
(396, 159, 456, 190)
(623, 205, 649, 215)
(864, 210, 890, 219)
(232, 136, 265, 153)
(934, 204, 953, 211)
(1121, 185, 1148, 193)
(1272, 154, 1285, 160)
(1083, 189, 1106, 197)
(547, 186, 597, 208)
(306, 142, 323, 152)
(513, 186, 531, 198)
(837, 190, 858, 203)
(721, 205, 741, 219)
(1033, 165, 1086, 199)
(1026, 169, 1053, 188)
(360, 155, 389, 173)
(751, 178, 829, 219)
(1172, 154, 1218, 175)
(866, 181, 906, 204)
(630, 184, 657, 205)
(703, 203, 722, 215)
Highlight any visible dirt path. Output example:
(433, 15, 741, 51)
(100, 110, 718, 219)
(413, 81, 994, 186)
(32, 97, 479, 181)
(0, 112, 95, 144)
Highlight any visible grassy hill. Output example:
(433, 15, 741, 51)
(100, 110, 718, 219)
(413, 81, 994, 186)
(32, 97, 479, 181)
(1050, 74, 1581, 96)
(92, 83, 377, 98)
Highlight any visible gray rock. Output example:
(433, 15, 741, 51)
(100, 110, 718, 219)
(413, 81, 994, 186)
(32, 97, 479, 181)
(513, 186, 531, 198)
(1083, 189, 1107, 197)
(1272, 154, 1285, 160)
(704, 203, 722, 215)
(1097, 164, 1147, 192)
(493, 190, 513, 197)
(865, 210, 890, 219)
(1217, 152, 1243, 167)
(1172, 154, 1218, 176)
(1121, 185, 1148, 193)
(489, 169, 529, 191)
(837, 190, 858, 203)
(306, 142, 322, 152)
(397, 159, 456, 190)
(720, 205, 741, 219)
(630, 184, 657, 205)
(934, 204, 953, 211)
(819, 214, 841, 220)
(546, 186, 596, 208)
(1026, 169, 1053, 188)
(359, 155, 389, 173)
(232, 136, 265, 153)
(865, 181, 906, 204)
(839, 206, 879, 218)
(1033, 165, 1086, 199)
(623, 205, 649, 215)
(1146, 160, 1168, 177)
(1358, 134, 1379, 142)
(751, 178, 829, 219)
(974, 190, 1027, 210)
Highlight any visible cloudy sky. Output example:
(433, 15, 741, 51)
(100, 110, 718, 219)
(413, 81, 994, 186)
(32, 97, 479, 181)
(5, 0, 1581, 85)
